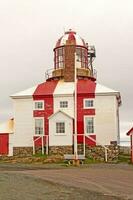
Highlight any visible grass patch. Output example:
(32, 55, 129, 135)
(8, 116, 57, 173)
(118, 154, 130, 163)
(32, 153, 48, 158)
(84, 157, 102, 164)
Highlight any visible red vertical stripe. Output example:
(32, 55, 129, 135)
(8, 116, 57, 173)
(33, 80, 58, 136)
(77, 79, 96, 146)
(131, 135, 133, 163)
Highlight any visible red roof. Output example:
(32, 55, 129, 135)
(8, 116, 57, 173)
(77, 79, 96, 97)
(55, 29, 86, 48)
(126, 127, 133, 136)
(33, 80, 58, 97)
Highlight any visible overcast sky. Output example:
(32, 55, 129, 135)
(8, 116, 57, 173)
(0, 0, 133, 141)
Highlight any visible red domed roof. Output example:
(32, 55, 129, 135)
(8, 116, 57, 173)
(55, 29, 87, 48)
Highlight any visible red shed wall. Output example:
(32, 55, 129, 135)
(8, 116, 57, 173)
(0, 134, 9, 155)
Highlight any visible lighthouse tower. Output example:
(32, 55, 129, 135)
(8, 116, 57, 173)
(46, 29, 96, 82)
(6, 30, 121, 159)
(45, 29, 96, 156)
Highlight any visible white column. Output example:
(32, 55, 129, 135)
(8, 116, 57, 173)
(74, 52, 78, 159)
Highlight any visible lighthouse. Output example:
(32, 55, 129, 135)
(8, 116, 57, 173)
(0, 30, 121, 160)
(45, 29, 96, 157)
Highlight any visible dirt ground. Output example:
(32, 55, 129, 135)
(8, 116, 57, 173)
(0, 163, 133, 200)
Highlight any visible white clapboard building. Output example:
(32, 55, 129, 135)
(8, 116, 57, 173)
(0, 30, 121, 156)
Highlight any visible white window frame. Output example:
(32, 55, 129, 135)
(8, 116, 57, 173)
(34, 117, 44, 135)
(84, 99, 94, 109)
(84, 116, 95, 135)
(60, 101, 68, 108)
(34, 100, 44, 110)
(55, 121, 66, 135)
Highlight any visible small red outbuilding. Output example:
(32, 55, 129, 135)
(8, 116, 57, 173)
(0, 119, 14, 155)
(127, 127, 133, 163)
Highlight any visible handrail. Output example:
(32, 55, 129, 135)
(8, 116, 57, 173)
(34, 136, 42, 142)
(85, 134, 110, 162)
(33, 135, 49, 155)
(45, 68, 53, 80)
(33, 134, 110, 161)
(45, 67, 97, 80)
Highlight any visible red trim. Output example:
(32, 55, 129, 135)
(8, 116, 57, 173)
(55, 36, 63, 48)
(33, 136, 46, 147)
(77, 79, 96, 145)
(0, 134, 9, 155)
(54, 31, 87, 49)
(33, 80, 58, 136)
(126, 127, 133, 136)
(54, 45, 88, 51)
(68, 32, 76, 42)
(127, 127, 133, 163)
(131, 135, 133, 163)
(85, 135, 96, 146)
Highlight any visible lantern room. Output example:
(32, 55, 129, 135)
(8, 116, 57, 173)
(54, 30, 88, 69)
(45, 29, 96, 82)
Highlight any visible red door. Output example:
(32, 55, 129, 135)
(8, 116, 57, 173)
(0, 134, 9, 155)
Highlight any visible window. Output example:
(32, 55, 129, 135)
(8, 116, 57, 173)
(55, 47, 64, 69)
(34, 101, 44, 110)
(35, 118, 44, 135)
(56, 122, 65, 134)
(84, 99, 94, 108)
(60, 101, 68, 108)
(76, 47, 88, 68)
(85, 117, 94, 134)
(76, 48, 82, 62)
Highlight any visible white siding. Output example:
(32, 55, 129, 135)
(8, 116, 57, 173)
(49, 112, 73, 146)
(54, 96, 74, 118)
(9, 134, 14, 156)
(53, 81, 74, 95)
(13, 98, 34, 147)
(95, 95, 118, 145)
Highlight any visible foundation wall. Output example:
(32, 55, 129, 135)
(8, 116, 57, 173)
(13, 145, 119, 162)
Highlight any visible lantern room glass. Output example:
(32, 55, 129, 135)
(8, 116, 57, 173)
(76, 47, 88, 68)
(54, 46, 88, 69)
(54, 47, 64, 69)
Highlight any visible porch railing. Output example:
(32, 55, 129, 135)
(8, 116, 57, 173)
(33, 135, 49, 155)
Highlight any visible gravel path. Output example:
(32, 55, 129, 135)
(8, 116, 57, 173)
(0, 163, 132, 200)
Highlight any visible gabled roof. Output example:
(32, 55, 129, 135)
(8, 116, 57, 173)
(0, 119, 14, 134)
(126, 127, 133, 136)
(96, 83, 119, 94)
(10, 80, 120, 98)
(10, 86, 37, 99)
(96, 83, 121, 105)
(48, 110, 73, 120)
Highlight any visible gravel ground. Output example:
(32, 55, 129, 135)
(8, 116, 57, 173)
(0, 163, 132, 200)
(0, 172, 122, 200)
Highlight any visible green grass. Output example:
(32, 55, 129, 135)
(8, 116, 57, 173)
(84, 157, 102, 164)
(32, 153, 48, 158)
(118, 154, 130, 163)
